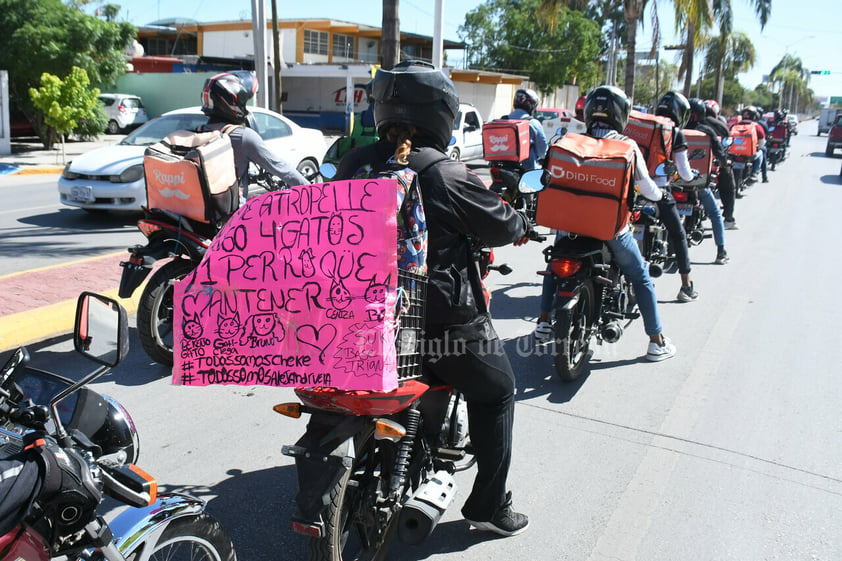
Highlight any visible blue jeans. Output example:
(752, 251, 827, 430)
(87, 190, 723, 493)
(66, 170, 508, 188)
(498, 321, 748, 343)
(540, 230, 662, 337)
(699, 187, 725, 247)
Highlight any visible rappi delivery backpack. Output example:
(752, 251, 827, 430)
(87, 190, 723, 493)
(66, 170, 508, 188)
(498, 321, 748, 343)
(143, 124, 240, 225)
(728, 122, 759, 157)
(482, 118, 531, 162)
(537, 133, 636, 241)
(622, 110, 674, 176)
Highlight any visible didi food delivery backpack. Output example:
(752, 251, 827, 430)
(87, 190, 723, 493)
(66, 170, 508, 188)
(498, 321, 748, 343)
(537, 133, 636, 241)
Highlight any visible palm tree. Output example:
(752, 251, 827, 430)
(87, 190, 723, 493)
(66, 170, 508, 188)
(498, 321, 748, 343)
(672, 0, 713, 97)
(538, 0, 657, 100)
(703, 31, 755, 104)
(770, 54, 809, 111)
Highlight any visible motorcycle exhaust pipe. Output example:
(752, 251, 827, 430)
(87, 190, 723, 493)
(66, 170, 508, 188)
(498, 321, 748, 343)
(601, 321, 624, 344)
(689, 230, 705, 245)
(648, 262, 663, 278)
(398, 470, 457, 544)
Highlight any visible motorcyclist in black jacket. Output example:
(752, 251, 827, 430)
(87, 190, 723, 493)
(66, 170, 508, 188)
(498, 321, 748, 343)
(334, 60, 532, 537)
(703, 99, 738, 229)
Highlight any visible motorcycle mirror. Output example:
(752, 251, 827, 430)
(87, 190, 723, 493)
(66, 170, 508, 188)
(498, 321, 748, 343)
(449, 135, 457, 147)
(688, 148, 706, 160)
(654, 163, 667, 176)
(518, 169, 546, 194)
(74, 292, 129, 368)
(320, 162, 337, 180)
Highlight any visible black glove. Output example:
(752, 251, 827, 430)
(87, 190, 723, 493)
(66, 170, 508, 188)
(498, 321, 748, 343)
(24, 432, 101, 535)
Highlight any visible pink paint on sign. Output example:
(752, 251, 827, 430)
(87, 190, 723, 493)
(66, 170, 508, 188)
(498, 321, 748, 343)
(172, 178, 402, 391)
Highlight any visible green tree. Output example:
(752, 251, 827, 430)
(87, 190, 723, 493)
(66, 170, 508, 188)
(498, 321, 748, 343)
(0, 0, 135, 146)
(29, 67, 102, 162)
(459, 0, 601, 94)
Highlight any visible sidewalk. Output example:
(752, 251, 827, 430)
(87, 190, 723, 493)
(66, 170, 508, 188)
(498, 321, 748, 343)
(0, 252, 143, 353)
(0, 135, 125, 176)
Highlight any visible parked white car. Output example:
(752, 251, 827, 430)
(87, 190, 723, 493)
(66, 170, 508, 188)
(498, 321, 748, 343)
(99, 93, 149, 134)
(58, 106, 326, 213)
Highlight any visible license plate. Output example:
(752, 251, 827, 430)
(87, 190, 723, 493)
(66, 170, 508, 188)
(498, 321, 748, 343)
(633, 224, 644, 241)
(732, 162, 745, 170)
(70, 186, 94, 203)
(677, 204, 693, 216)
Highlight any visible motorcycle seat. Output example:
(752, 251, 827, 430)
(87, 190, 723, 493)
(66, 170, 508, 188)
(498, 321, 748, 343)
(546, 235, 604, 259)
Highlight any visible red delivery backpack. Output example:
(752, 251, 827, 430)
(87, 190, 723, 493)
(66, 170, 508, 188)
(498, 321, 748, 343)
(622, 109, 674, 176)
(482, 119, 530, 162)
(728, 123, 758, 157)
(768, 122, 788, 142)
(683, 129, 713, 177)
(536, 133, 635, 241)
(143, 124, 240, 225)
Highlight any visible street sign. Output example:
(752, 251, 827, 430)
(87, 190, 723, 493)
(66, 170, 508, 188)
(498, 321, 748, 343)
(830, 97, 842, 106)
(810, 70, 831, 75)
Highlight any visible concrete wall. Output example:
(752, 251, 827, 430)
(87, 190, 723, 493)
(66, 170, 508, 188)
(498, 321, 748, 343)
(115, 72, 220, 118)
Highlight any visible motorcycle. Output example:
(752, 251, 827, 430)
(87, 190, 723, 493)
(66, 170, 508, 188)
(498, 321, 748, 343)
(766, 124, 788, 171)
(632, 199, 670, 278)
(519, 171, 639, 382)
(274, 270, 473, 561)
(730, 154, 755, 197)
(488, 162, 538, 225)
(0, 292, 236, 560)
(119, 168, 289, 366)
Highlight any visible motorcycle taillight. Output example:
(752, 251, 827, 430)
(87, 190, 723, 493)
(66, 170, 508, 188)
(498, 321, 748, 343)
(549, 258, 581, 278)
(672, 191, 689, 203)
(137, 220, 163, 238)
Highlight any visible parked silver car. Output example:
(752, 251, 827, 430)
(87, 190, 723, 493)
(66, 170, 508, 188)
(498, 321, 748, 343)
(58, 106, 326, 213)
(99, 93, 149, 134)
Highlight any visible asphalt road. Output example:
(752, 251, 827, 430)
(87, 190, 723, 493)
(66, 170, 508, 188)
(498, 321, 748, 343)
(5, 123, 842, 561)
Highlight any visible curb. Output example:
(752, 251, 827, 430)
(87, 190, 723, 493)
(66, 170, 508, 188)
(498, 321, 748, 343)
(0, 289, 141, 353)
(11, 166, 64, 175)
(0, 253, 144, 354)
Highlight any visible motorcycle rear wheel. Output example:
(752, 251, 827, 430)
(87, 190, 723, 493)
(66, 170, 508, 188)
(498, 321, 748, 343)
(144, 513, 236, 561)
(137, 258, 196, 366)
(553, 281, 594, 382)
(308, 439, 397, 561)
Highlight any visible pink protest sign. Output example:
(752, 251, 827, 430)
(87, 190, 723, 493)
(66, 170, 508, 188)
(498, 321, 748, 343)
(172, 179, 402, 391)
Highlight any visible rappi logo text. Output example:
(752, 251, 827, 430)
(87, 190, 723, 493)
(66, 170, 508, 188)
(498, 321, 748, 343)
(153, 169, 185, 187)
(548, 166, 617, 187)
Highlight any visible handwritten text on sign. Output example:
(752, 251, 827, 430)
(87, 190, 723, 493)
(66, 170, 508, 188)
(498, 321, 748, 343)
(173, 179, 400, 391)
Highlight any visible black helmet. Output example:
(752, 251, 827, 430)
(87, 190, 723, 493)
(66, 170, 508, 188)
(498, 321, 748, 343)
(774, 109, 786, 122)
(201, 71, 258, 123)
(584, 85, 631, 134)
(656, 91, 691, 128)
(513, 88, 539, 115)
(687, 98, 706, 127)
(371, 60, 459, 151)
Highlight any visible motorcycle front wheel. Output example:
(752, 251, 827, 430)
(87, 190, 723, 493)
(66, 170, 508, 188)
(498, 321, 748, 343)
(137, 258, 196, 366)
(308, 437, 398, 561)
(143, 513, 237, 561)
(553, 280, 594, 382)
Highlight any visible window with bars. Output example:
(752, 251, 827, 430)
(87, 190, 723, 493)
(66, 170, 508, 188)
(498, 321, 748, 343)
(332, 33, 355, 58)
(304, 29, 329, 55)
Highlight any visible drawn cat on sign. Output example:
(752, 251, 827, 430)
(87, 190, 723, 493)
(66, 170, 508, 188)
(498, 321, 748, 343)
(240, 312, 285, 347)
(182, 313, 204, 339)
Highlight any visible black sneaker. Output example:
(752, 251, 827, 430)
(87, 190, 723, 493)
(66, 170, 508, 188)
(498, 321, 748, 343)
(677, 282, 699, 302)
(465, 492, 529, 536)
(715, 248, 729, 264)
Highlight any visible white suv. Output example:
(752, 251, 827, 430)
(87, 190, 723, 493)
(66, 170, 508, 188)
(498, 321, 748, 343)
(99, 93, 148, 134)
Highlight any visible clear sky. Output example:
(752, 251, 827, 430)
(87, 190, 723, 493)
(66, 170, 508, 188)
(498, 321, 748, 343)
(100, 0, 842, 102)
